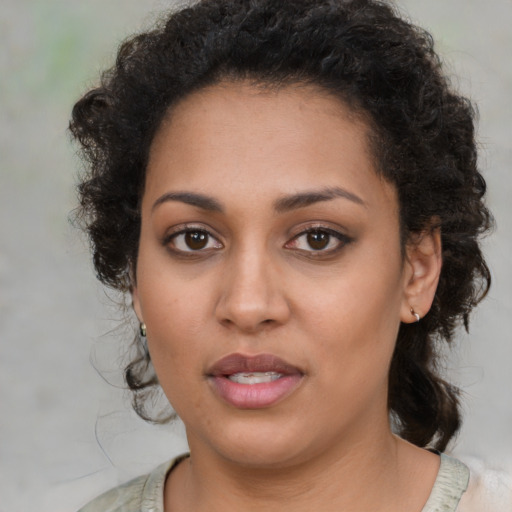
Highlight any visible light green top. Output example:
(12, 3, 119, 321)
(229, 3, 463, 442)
(77, 452, 469, 512)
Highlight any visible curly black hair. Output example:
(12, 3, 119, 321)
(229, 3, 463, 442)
(70, 0, 492, 451)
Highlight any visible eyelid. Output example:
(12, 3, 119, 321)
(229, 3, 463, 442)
(163, 222, 220, 239)
(286, 222, 351, 240)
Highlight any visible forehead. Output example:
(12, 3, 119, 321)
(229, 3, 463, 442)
(153, 80, 368, 152)
(145, 81, 396, 214)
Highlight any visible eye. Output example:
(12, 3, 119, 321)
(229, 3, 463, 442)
(286, 227, 350, 254)
(167, 228, 223, 253)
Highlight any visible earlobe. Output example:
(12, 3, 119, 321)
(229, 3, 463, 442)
(401, 228, 442, 323)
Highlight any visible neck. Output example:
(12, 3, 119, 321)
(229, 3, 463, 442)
(165, 420, 437, 512)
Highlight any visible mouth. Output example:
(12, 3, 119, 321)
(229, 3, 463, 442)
(227, 371, 282, 384)
(207, 353, 304, 409)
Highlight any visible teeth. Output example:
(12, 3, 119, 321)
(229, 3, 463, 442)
(228, 372, 282, 384)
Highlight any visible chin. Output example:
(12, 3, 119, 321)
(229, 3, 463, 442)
(219, 442, 307, 470)
(190, 414, 314, 469)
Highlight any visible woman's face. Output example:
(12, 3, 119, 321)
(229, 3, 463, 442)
(133, 82, 418, 468)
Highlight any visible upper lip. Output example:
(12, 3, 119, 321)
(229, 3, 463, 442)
(207, 353, 303, 377)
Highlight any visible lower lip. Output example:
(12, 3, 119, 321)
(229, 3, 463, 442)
(209, 374, 303, 409)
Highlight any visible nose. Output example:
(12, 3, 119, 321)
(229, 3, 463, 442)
(215, 247, 291, 333)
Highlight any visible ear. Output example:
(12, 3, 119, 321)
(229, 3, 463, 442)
(400, 228, 442, 323)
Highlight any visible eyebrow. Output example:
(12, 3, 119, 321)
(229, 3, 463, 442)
(273, 186, 366, 213)
(151, 186, 365, 214)
(152, 191, 224, 213)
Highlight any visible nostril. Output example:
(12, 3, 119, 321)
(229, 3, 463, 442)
(218, 313, 277, 333)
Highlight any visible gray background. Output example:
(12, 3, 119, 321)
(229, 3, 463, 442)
(1, 1, 511, 510)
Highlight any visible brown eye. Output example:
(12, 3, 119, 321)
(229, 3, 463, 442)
(185, 230, 209, 250)
(168, 228, 222, 253)
(307, 230, 330, 250)
(285, 227, 351, 255)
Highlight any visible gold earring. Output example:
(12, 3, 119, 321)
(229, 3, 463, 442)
(139, 323, 149, 357)
(410, 308, 420, 322)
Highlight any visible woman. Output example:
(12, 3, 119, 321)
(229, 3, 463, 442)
(70, 0, 492, 510)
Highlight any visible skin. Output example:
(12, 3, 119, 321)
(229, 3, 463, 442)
(132, 81, 443, 511)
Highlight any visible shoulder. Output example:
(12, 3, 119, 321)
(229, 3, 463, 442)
(76, 456, 185, 512)
(457, 456, 512, 512)
(77, 473, 148, 512)
(421, 453, 512, 512)
(422, 453, 470, 512)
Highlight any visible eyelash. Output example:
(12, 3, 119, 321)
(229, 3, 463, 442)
(163, 225, 351, 258)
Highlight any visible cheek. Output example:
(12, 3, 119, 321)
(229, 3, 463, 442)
(300, 262, 403, 339)
(137, 271, 208, 370)
(147, 294, 204, 350)
(296, 252, 403, 384)
(141, 289, 207, 413)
